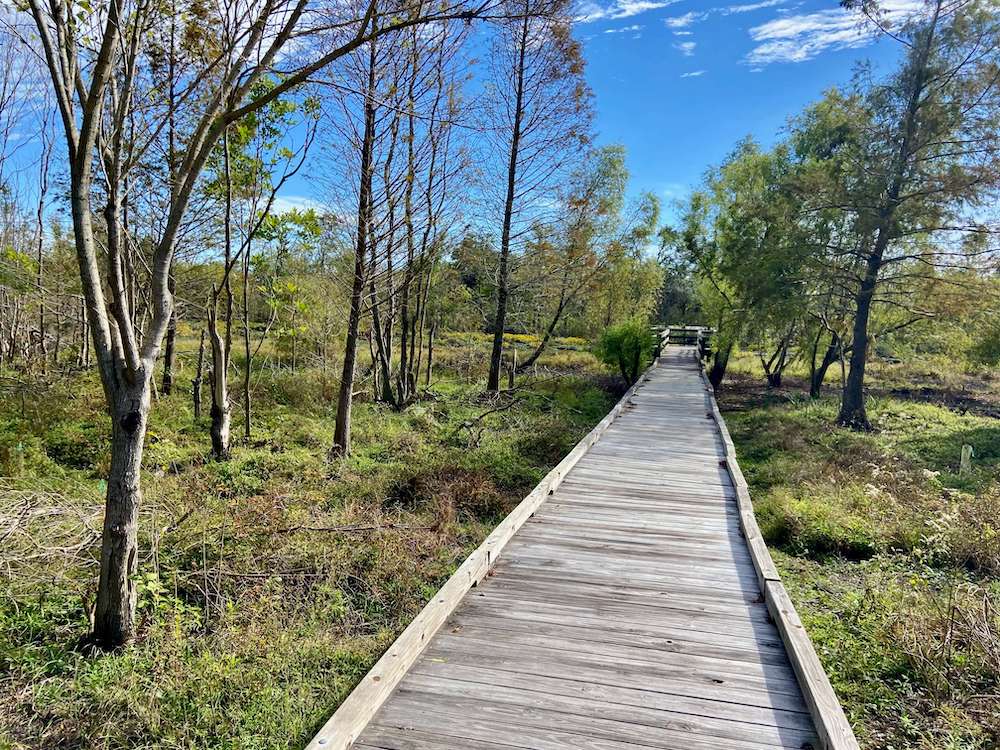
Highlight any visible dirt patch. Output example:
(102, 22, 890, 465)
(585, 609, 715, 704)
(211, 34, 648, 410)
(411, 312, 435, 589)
(718, 368, 1000, 420)
(714, 370, 808, 413)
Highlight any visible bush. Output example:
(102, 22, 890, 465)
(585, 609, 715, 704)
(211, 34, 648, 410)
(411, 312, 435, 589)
(595, 319, 656, 387)
(970, 320, 1000, 367)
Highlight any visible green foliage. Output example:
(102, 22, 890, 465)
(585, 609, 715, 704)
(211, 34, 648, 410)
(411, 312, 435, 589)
(0, 246, 36, 291)
(970, 319, 1000, 368)
(595, 319, 655, 386)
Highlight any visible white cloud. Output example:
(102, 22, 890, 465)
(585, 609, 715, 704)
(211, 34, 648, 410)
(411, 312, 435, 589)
(271, 195, 323, 215)
(662, 0, 785, 30)
(681, 69, 707, 77)
(745, 0, 925, 65)
(604, 23, 644, 33)
(674, 40, 697, 56)
(672, 30, 693, 36)
(577, 0, 680, 22)
(660, 181, 690, 200)
(722, 0, 787, 14)
(664, 10, 705, 27)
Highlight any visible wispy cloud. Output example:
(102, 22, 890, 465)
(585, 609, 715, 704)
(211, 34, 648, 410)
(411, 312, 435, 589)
(680, 70, 706, 78)
(664, 10, 705, 28)
(723, 0, 787, 14)
(577, 0, 680, 22)
(663, 0, 784, 29)
(672, 30, 693, 36)
(674, 40, 697, 56)
(745, 0, 924, 65)
(604, 23, 644, 33)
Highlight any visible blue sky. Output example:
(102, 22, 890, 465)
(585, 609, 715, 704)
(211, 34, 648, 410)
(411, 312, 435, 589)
(274, 1, 922, 222)
(575, 0, 920, 221)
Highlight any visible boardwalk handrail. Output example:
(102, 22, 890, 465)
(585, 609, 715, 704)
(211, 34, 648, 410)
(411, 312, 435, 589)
(304, 364, 657, 750)
(699, 359, 860, 750)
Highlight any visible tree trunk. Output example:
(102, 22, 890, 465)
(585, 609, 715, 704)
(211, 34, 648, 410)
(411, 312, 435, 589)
(761, 339, 789, 388)
(242, 250, 252, 441)
(837, 8, 937, 429)
(425, 320, 435, 386)
(331, 31, 378, 459)
(810, 333, 841, 399)
(93, 376, 150, 648)
(193, 328, 205, 419)
(487, 11, 529, 393)
(207, 298, 230, 458)
(208, 130, 234, 458)
(331, 257, 366, 458)
(708, 341, 733, 390)
(837, 261, 878, 429)
(517, 286, 567, 372)
(161, 273, 177, 395)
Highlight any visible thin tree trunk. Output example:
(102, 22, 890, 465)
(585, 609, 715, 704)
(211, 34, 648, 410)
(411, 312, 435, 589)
(208, 298, 231, 458)
(425, 319, 435, 386)
(810, 332, 841, 399)
(242, 247, 251, 441)
(35, 123, 52, 372)
(517, 287, 567, 372)
(161, 273, 177, 394)
(162, 2, 178, 398)
(487, 10, 529, 393)
(331, 31, 378, 459)
(193, 328, 205, 419)
(208, 130, 234, 458)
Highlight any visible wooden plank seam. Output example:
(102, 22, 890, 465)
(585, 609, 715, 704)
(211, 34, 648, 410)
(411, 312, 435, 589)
(304, 359, 662, 750)
(697, 351, 860, 750)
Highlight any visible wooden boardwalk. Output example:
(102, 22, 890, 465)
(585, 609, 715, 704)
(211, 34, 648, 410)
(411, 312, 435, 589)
(309, 348, 857, 750)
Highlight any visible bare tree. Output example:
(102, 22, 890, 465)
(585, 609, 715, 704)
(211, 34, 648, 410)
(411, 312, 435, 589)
(326, 13, 468, 456)
(482, 0, 591, 391)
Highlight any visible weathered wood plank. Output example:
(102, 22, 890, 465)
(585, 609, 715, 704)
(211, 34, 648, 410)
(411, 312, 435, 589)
(303, 362, 658, 750)
(312, 348, 853, 750)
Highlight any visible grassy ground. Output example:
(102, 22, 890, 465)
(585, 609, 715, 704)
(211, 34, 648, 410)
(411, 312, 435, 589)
(0, 332, 618, 750)
(721, 353, 1000, 750)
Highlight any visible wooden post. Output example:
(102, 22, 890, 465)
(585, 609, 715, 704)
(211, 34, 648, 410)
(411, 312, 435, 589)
(960, 444, 974, 476)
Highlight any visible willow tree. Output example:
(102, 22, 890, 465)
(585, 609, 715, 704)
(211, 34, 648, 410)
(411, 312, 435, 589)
(677, 139, 809, 388)
(22, 0, 511, 648)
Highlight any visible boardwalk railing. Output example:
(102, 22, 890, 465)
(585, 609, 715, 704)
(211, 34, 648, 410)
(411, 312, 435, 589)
(699, 363, 859, 750)
(306, 348, 859, 750)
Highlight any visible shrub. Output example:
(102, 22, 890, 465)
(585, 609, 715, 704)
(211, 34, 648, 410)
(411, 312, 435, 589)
(969, 320, 1000, 367)
(595, 319, 656, 387)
